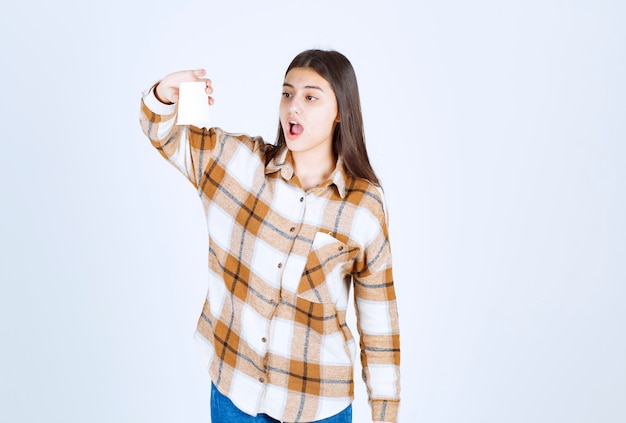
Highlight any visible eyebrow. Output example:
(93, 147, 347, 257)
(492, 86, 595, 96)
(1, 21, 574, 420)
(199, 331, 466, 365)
(282, 82, 325, 92)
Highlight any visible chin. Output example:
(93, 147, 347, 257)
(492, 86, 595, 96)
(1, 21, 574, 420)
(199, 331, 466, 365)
(284, 139, 305, 152)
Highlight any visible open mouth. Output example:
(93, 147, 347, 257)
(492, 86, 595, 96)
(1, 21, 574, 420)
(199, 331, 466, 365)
(289, 121, 304, 137)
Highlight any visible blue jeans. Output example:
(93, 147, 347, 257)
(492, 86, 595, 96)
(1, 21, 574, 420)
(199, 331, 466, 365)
(210, 383, 352, 423)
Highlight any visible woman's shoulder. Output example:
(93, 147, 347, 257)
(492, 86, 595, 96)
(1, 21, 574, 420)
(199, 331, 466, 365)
(344, 177, 388, 220)
(345, 176, 384, 199)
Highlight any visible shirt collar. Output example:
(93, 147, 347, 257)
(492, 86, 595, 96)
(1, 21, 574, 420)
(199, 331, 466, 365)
(265, 147, 347, 198)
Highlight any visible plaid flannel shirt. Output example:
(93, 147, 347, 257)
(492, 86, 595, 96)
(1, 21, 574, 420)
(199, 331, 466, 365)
(139, 87, 400, 422)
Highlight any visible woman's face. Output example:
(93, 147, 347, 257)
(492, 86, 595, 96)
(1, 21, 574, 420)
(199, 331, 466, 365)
(280, 67, 339, 157)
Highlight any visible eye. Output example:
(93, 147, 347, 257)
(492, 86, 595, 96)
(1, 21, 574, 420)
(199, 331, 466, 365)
(282, 92, 293, 98)
(306, 95, 318, 101)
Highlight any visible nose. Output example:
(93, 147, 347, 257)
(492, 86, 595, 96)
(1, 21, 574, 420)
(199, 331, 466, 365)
(289, 99, 300, 115)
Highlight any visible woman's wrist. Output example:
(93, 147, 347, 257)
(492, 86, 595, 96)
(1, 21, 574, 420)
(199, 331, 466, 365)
(153, 82, 173, 105)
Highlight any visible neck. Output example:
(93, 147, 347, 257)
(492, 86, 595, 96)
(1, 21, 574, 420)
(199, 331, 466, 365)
(292, 149, 336, 191)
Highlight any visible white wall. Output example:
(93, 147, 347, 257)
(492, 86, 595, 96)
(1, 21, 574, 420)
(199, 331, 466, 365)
(1, 1, 624, 422)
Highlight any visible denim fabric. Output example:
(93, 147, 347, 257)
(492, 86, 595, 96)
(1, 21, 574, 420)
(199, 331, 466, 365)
(210, 383, 352, 423)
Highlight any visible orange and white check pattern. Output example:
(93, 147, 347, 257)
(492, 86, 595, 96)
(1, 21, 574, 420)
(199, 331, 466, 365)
(140, 87, 400, 422)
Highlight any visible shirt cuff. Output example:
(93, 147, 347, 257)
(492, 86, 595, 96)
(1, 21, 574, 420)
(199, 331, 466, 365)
(371, 399, 399, 422)
(142, 84, 177, 116)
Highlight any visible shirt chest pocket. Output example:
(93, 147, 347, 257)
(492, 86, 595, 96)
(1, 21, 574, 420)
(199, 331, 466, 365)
(296, 232, 357, 304)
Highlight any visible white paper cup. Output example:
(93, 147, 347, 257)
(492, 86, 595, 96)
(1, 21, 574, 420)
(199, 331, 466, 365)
(177, 81, 211, 128)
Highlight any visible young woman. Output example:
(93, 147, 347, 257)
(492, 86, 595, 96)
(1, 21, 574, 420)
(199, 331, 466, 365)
(139, 49, 400, 423)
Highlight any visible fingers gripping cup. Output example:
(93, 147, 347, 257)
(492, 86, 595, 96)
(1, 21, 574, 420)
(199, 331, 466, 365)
(177, 81, 211, 128)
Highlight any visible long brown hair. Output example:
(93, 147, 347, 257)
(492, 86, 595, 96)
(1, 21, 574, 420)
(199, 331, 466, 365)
(267, 49, 380, 187)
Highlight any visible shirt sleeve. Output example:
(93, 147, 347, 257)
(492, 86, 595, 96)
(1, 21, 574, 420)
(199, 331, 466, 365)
(139, 84, 219, 189)
(352, 189, 401, 422)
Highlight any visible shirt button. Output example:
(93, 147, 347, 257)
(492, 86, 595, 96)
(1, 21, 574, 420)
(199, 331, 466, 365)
(289, 227, 296, 232)
(299, 197, 304, 202)
(269, 299, 275, 305)
(261, 337, 267, 343)
(277, 263, 282, 268)
(338, 245, 344, 251)
(259, 377, 265, 383)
